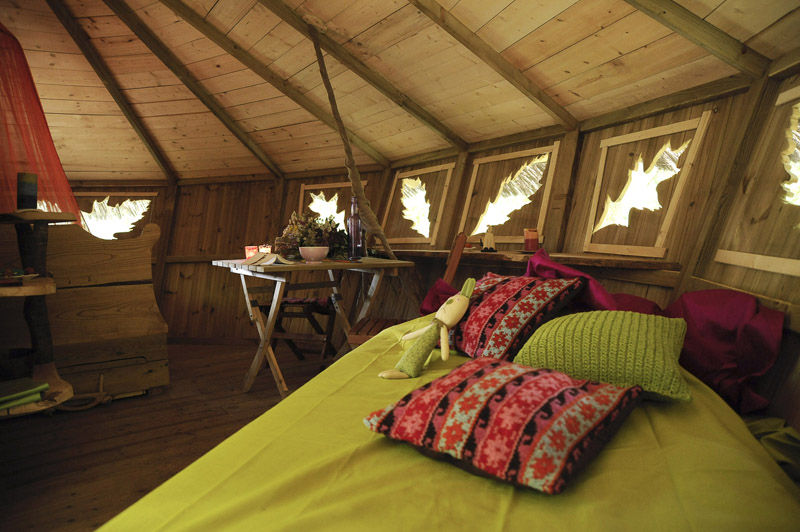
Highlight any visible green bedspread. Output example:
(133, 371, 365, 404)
(100, 317, 800, 531)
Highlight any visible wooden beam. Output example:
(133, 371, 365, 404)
(769, 44, 800, 79)
(672, 75, 781, 300)
(102, 0, 285, 179)
(257, 0, 468, 151)
(390, 148, 460, 169)
(623, 0, 770, 78)
(159, 0, 389, 168)
(408, 0, 578, 130)
(545, 128, 579, 252)
(580, 74, 752, 132)
(467, 125, 566, 153)
(47, 0, 178, 186)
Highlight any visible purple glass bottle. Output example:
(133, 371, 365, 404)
(347, 196, 363, 260)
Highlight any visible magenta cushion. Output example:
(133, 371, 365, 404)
(524, 249, 616, 311)
(613, 293, 664, 315)
(419, 278, 459, 315)
(664, 289, 784, 414)
(364, 358, 642, 494)
(452, 273, 584, 361)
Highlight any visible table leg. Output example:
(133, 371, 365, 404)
(240, 274, 289, 397)
(326, 269, 351, 335)
(355, 269, 385, 324)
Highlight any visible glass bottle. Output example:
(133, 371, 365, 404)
(347, 196, 363, 260)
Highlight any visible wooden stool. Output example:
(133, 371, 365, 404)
(258, 295, 337, 361)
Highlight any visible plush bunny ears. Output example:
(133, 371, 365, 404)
(460, 278, 475, 298)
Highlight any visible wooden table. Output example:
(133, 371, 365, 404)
(212, 257, 414, 397)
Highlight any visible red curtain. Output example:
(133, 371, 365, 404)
(1, 22, 80, 218)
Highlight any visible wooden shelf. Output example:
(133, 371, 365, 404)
(0, 363, 74, 417)
(396, 249, 682, 271)
(0, 276, 56, 297)
(0, 210, 76, 224)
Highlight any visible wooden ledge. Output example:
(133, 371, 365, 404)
(395, 249, 682, 271)
(0, 211, 76, 224)
(0, 277, 56, 297)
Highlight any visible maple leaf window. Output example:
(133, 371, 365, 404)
(400, 177, 431, 238)
(781, 102, 800, 229)
(471, 155, 548, 236)
(593, 140, 690, 233)
(81, 197, 151, 240)
(308, 191, 345, 228)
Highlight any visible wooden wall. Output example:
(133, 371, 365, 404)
(59, 73, 800, 342)
(694, 74, 800, 329)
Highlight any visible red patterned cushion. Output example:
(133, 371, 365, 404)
(452, 274, 584, 360)
(364, 358, 642, 494)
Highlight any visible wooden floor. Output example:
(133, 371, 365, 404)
(0, 342, 323, 532)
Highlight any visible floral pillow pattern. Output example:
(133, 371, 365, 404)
(364, 358, 642, 494)
(451, 274, 584, 361)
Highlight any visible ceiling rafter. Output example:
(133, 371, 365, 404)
(407, 0, 578, 131)
(769, 44, 800, 79)
(257, 0, 468, 151)
(159, 0, 390, 168)
(46, 0, 179, 186)
(101, 0, 285, 180)
(623, 0, 770, 78)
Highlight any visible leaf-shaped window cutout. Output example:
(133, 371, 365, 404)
(400, 177, 431, 238)
(308, 191, 344, 229)
(471, 154, 548, 236)
(81, 197, 151, 240)
(781, 102, 800, 230)
(593, 140, 690, 233)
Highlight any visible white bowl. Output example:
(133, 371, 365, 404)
(299, 246, 329, 263)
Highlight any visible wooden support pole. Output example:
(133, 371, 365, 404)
(308, 26, 396, 260)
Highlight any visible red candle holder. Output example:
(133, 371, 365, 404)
(244, 245, 258, 258)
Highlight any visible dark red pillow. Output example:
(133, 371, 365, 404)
(452, 273, 584, 361)
(419, 278, 459, 315)
(524, 249, 616, 311)
(364, 358, 642, 494)
(663, 289, 784, 414)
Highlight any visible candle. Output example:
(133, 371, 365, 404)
(244, 245, 258, 258)
(524, 228, 539, 251)
(258, 244, 272, 253)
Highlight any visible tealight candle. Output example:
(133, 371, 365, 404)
(244, 245, 258, 258)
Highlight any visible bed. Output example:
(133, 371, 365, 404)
(97, 278, 800, 531)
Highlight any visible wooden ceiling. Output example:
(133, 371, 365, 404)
(1, 0, 798, 182)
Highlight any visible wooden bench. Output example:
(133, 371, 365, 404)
(0, 223, 168, 406)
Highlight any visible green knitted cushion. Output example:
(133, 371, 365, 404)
(513, 311, 691, 402)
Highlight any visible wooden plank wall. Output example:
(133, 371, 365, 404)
(71, 170, 386, 341)
(63, 77, 800, 340)
(695, 74, 800, 327)
(561, 95, 750, 309)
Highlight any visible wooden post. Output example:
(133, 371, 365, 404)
(308, 26, 397, 260)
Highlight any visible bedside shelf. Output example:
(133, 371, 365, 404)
(0, 277, 56, 297)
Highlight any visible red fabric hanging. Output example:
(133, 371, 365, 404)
(1, 22, 80, 219)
